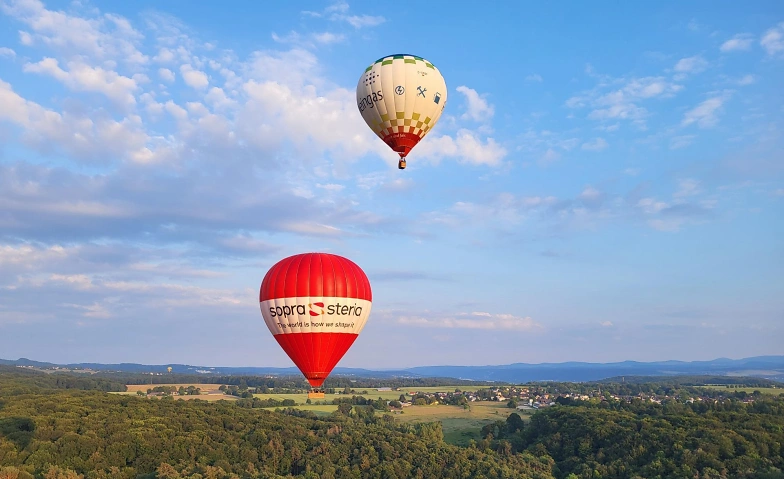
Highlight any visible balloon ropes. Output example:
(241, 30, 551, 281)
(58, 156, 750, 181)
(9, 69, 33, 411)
(259, 253, 372, 397)
(356, 54, 447, 170)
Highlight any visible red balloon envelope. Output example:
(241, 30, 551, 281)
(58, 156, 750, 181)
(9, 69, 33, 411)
(259, 252, 372, 388)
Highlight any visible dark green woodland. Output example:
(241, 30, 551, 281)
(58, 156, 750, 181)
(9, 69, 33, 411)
(1, 367, 783, 479)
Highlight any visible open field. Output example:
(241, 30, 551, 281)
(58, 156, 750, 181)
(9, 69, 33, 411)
(400, 386, 484, 393)
(125, 383, 225, 393)
(118, 384, 523, 445)
(252, 385, 483, 403)
(256, 396, 527, 446)
(254, 391, 404, 403)
(117, 383, 236, 401)
(701, 386, 783, 396)
(393, 401, 528, 446)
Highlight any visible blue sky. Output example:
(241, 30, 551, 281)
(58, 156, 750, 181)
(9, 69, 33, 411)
(0, 0, 782, 369)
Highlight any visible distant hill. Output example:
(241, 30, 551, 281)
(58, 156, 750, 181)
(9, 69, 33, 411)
(404, 356, 784, 383)
(2, 355, 783, 383)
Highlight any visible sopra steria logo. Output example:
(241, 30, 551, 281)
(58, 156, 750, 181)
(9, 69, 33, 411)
(268, 301, 364, 319)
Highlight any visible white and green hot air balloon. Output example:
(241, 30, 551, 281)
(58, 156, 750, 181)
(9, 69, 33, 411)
(356, 54, 447, 170)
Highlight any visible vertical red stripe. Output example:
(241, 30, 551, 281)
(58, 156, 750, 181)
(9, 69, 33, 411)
(310, 253, 323, 297)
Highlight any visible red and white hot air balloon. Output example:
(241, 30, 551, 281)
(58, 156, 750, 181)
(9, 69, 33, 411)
(259, 252, 372, 391)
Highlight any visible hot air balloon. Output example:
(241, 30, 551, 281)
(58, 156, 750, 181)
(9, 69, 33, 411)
(356, 54, 447, 170)
(259, 252, 372, 398)
(167, 366, 172, 374)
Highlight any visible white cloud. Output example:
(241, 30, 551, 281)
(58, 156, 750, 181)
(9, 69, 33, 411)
(158, 67, 175, 82)
(325, 1, 349, 13)
(720, 34, 754, 52)
(0, 79, 152, 163)
(525, 74, 543, 82)
(681, 93, 730, 128)
(600, 321, 614, 327)
(398, 312, 543, 331)
(273, 30, 346, 48)
(415, 129, 507, 167)
(636, 197, 668, 215)
(670, 135, 695, 149)
(204, 87, 236, 110)
(153, 47, 175, 63)
(673, 178, 701, 198)
(23, 57, 138, 108)
(341, 14, 385, 28)
(568, 76, 683, 128)
(761, 22, 784, 56)
(581, 137, 608, 151)
(320, 2, 385, 29)
(456, 85, 495, 122)
(539, 148, 560, 165)
(1, 0, 147, 65)
(674, 55, 709, 74)
(737, 74, 755, 86)
(579, 186, 602, 202)
(316, 183, 344, 192)
(0, 47, 16, 58)
(179, 63, 209, 89)
(0, 243, 70, 268)
(313, 32, 345, 44)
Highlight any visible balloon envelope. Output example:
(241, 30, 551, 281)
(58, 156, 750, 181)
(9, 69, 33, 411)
(259, 253, 372, 387)
(356, 54, 447, 162)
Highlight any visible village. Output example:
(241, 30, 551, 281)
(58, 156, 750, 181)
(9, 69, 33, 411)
(387, 384, 772, 410)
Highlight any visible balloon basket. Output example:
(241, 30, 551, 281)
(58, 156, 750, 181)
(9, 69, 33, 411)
(398, 158, 407, 170)
(308, 390, 325, 399)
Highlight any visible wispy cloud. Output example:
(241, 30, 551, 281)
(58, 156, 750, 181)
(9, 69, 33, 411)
(0, 46, 16, 58)
(23, 57, 139, 108)
(673, 55, 708, 80)
(566, 74, 683, 128)
(681, 92, 731, 128)
(397, 312, 544, 331)
(316, 1, 385, 29)
(670, 135, 695, 149)
(720, 34, 754, 52)
(760, 22, 784, 57)
(581, 137, 608, 151)
(525, 74, 543, 82)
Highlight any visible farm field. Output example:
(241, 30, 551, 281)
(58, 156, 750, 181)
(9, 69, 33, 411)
(701, 385, 783, 396)
(251, 385, 484, 404)
(254, 392, 526, 446)
(253, 390, 404, 403)
(394, 401, 529, 446)
(117, 383, 237, 401)
(119, 383, 519, 443)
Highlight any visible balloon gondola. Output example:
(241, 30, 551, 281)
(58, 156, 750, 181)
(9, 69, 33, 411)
(356, 54, 448, 170)
(259, 253, 372, 397)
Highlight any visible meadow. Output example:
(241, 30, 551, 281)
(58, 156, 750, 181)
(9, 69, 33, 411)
(117, 383, 237, 401)
(120, 383, 526, 445)
(251, 386, 522, 446)
(702, 385, 783, 396)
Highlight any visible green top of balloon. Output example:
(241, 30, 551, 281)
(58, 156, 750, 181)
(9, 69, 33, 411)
(367, 54, 438, 72)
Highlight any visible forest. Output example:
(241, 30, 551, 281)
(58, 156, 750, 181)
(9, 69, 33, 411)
(1, 367, 783, 479)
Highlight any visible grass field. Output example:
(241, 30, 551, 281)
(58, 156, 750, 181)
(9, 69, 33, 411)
(252, 391, 526, 446)
(119, 383, 237, 401)
(393, 401, 529, 446)
(701, 386, 783, 396)
(121, 383, 516, 444)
